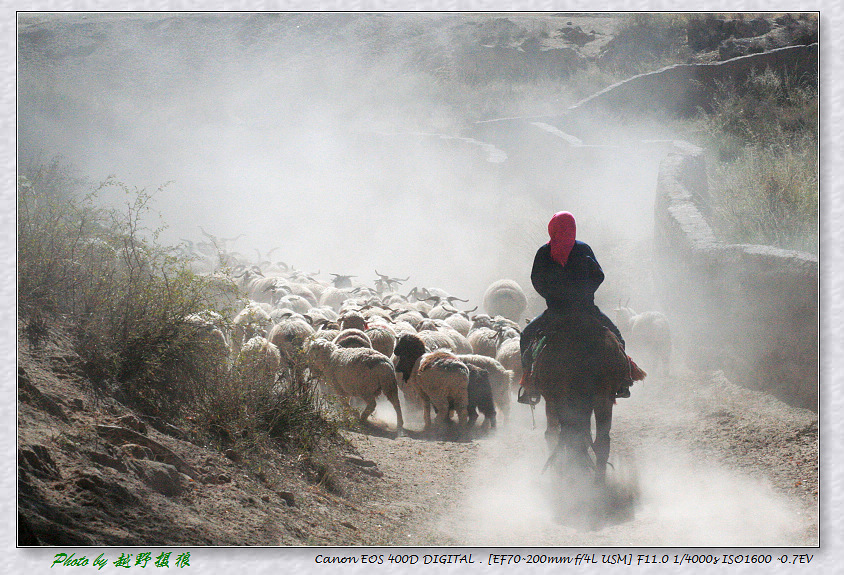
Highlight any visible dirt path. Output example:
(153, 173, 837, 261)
(345, 368, 818, 547)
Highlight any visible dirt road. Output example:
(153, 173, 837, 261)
(347, 367, 818, 547)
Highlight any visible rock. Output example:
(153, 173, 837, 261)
(95, 425, 199, 479)
(74, 471, 140, 505)
(130, 460, 183, 496)
(19, 444, 61, 480)
(18, 512, 40, 545)
(117, 414, 147, 434)
(118, 443, 155, 460)
(276, 490, 296, 507)
(557, 24, 596, 47)
(18, 367, 69, 423)
(84, 449, 128, 473)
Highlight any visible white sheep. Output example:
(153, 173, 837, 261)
(483, 279, 527, 323)
(234, 336, 281, 384)
(443, 313, 472, 337)
(231, 302, 273, 356)
(183, 311, 230, 361)
(333, 328, 372, 349)
(495, 336, 522, 388)
(306, 338, 403, 432)
(319, 286, 355, 312)
(267, 316, 316, 363)
(365, 323, 397, 358)
(405, 350, 470, 432)
(614, 305, 672, 376)
(276, 294, 312, 316)
(467, 327, 498, 358)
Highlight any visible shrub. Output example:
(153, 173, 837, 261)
(18, 159, 336, 448)
(690, 68, 818, 254)
(18, 162, 233, 415)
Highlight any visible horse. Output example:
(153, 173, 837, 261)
(530, 311, 632, 484)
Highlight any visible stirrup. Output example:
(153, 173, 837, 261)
(518, 386, 541, 406)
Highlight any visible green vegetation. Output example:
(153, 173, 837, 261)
(693, 68, 818, 254)
(17, 160, 335, 453)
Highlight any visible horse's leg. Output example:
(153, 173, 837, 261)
(593, 398, 614, 484)
(561, 395, 592, 472)
(544, 400, 560, 451)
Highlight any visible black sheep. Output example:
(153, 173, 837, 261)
(465, 363, 496, 429)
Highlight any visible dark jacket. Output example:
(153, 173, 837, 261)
(531, 241, 604, 311)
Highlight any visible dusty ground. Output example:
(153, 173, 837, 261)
(19, 324, 818, 548)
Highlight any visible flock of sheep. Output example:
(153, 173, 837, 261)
(180, 236, 671, 438)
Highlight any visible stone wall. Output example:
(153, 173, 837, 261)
(653, 149, 818, 410)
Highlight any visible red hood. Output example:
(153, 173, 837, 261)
(547, 211, 576, 265)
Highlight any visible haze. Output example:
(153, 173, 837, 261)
(17, 12, 664, 310)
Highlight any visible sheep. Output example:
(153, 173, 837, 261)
(440, 326, 473, 355)
(483, 279, 527, 323)
(467, 327, 498, 358)
(267, 316, 315, 362)
(333, 328, 372, 349)
(319, 286, 355, 311)
(614, 305, 672, 376)
(374, 271, 409, 295)
(457, 353, 513, 418)
(390, 320, 418, 338)
(495, 336, 522, 388)
(303, 306, 339, 326)
(231, 302, 273, 356)
(286, 283, 319, 307)
(234, 336, 281, 384)
(338, 310, 368, 332)
(276, 294, 312, 316)
(443, 313, 472, 336)
(393, 333, 427, 387)
(406, 350, 470, 432)
(183, 311, 230, 361)
(392, 309, 426, 329)
(305, 338, 403, 432)
(417, 329, 458, 353)
(365, 323, 397, 358)
(465, 363, 496, 429)
(470, 313, 494, 331)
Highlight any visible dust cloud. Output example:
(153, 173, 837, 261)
(17, 12, 664, 308)
(432, 397, 811, 547)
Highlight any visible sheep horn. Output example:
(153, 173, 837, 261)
(446, 296, 469, 304)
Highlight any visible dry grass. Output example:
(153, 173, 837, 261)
(692, 68, 818, 254)
(17, 159, 335, 451)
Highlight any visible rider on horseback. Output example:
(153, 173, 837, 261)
(518, 211, 645, 404)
